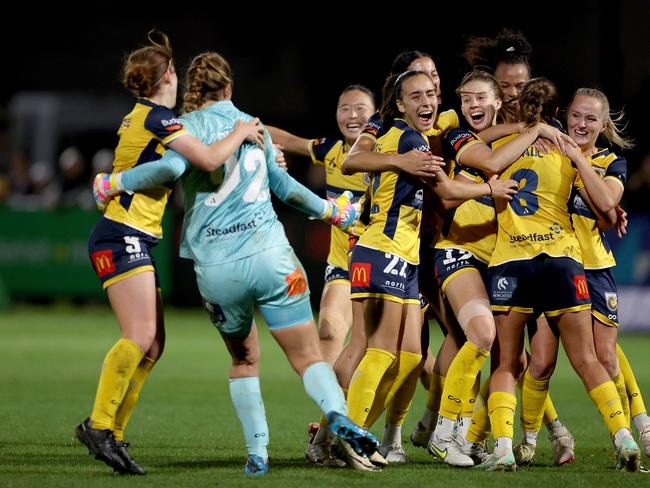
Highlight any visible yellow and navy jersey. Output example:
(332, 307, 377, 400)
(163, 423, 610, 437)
(490, 134, 583, 267)
(309, 137, 369, 270)
(358, 119, 428, 264)
(361, 105, 460, 152)
(104, 99, 188, 238)
(570, 148, 627, 269)
(434, 127, 496, 263)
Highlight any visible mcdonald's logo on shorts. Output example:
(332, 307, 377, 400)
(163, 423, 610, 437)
(574, 275, 590, 300)
(351, 263, 372, 287)
(92, 250, 115, 277)
(285, 268, 307, 296)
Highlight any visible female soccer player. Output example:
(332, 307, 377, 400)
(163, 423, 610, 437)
(427, 70, 568, 467)
(342, 70, 517, 467)
(517, 88, 650, 463)
(481, 78, 640, 472)
(266, 85, 376, 467)
(93, 51, 379, 477)
(75, 31, 262, 475)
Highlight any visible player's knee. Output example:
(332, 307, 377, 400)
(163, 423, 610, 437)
(528, 356, 555, 380)
(318, 312, 347, 342)
(458, 299, 494, 350)
(596, 349, 618, 378)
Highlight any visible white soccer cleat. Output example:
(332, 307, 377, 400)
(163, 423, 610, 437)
(476, 450, 517, 472)
(460, 440, 491, 465)
(333, 438, 381, 472)
(547, 423, 576, 466)
(616, 438, 641, 472)
(379, 443, 408, 464)
(305, 442, 346, 468)
(513, 441, 535, 466)
(427, 432, 474, 467)
(410, 421, 433, 449)
(368, 449, 389, 467)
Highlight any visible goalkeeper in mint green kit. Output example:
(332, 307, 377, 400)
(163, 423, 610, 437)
(93, 51, 378, 477)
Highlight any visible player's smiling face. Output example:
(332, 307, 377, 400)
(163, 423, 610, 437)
(336, 89, 375, 144)
(495, 62, 529, 104)
(567, 94, 605, 150)
(397, 74, 438, 133)
(407, 56, 441, 103)
(459, 80, 502, 131)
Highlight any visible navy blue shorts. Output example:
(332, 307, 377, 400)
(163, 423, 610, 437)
(324, 264, 349, 284)
(88, 217, 160, 289)
(349, 245, 419, 304)
(489, 255, 591, 316)
(586, 268, 619, 327)
(433, 247, 488, 294)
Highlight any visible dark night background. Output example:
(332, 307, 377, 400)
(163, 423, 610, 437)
(2, 2, 649, 308)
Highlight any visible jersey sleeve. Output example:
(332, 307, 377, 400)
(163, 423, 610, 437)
(120, 149, 190, 191)
(360, 112, 383, 141)
(308, 138, 338, 166)
(144, 105, 188, 145)
(444, 127, 482, 163)
(398, 129, 430, 155)
(605, 154, 627, 187)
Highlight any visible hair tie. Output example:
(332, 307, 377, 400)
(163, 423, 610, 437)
(506, 46, 515, 52)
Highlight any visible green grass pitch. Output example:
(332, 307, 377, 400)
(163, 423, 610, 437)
(1, 305, 648, 487)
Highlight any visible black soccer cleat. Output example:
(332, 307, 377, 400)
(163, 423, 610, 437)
(115, 441, 146, 475)
(75, 418, 128, 474)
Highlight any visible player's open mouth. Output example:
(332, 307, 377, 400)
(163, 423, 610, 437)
(346, 123, 362, 130)
(470, 111, 486, 124)
(418, 110, 434, 124)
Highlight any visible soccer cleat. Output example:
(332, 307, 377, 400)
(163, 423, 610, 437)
(513, 441, 535, 466)
(325, 411, 379, 457)
(333, 438, 381, 472)
(92, 173, 121, 212)
(320, 191, 359, 232)
(75, 418, 128, 474)
(379, 443, 408, 464)
(616, 438, 641, 472)
(305, 442, 346, 467)
(640, 463, 649, 474)
(639, 424, 650, 458)
(244, 454, 269, 477)
(115, 441, 146, 475)
(427, 432, 474, 467)
(368, 449, 389, 467)
(476, 450, 517, 471)
(410, 421, 433, 448)
(460, 440, 491, 466)
(307, 422, 321, 443)
(548, 423, 576, 466)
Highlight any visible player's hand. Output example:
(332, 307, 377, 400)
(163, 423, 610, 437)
(537, 124, 577, 154)
(92, 173, 122, 212)
(320, 190, 359, 233)
(273, 144, 288, 171)
(615, 205, 628, 238)
(396, 149, 445, 177)
(236, 118, 265, 148)
(487, 174, 518, 201)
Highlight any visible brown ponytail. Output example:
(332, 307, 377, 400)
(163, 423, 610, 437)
(182, 52, 233, 114)
(122, 30, 173, 98)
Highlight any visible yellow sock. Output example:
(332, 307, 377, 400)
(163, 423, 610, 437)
(488, 391, 516, 440)
(439, 341, 489, 419)
(113, 356, 155, 442)
(521, 369, 549, 433)
(613, 373, 631, 428)
(426, 371, 445, 414)
(347, 348, 396, 426)
(460, 377, 480, 418)
(618, 344, 647, 417)
(542, 394, 559, 425)
(90, 338, 145, 431)
(588, 381, 628, 436)
(467, 379, 490, 443)
(365, 361, 398, 428)
(383, 352, 423, 426)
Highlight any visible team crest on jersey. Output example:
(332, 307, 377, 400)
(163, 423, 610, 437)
(605, 292, 618, 311)
(120, 117, 131, 129)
